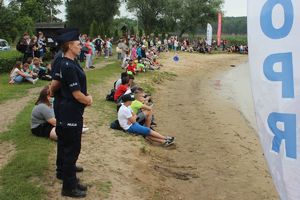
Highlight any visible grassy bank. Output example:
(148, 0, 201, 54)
(0, 62, 122, 200)
(0, 59, 177, 199)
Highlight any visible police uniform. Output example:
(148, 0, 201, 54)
(53, 29, 88, 196)
(50, 50, 64, 178)
(56, 57, 87, 191)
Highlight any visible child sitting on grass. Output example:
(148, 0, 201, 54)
(118, 94, 174, 147)
(130, 88, 154, 128)
(32, 57, 52, 81)
(126, 59, 137, 75)
(23, 63, 38, 79)
(9, 61, 38, 84)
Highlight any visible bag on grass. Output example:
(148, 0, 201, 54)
(105, 89, 115, 101)
(110, 119, 123, 131)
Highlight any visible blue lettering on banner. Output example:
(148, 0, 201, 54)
(260, 0, 294, 39)
(268, 112, 296, 159)
(263, 53, 294, 98)
(259, 0, 297, 159)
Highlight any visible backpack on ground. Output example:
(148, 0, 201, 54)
(110, 119, 124, 131)
(106, 89, 115, 101)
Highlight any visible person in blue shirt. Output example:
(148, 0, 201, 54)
(53, 29, 93, 198)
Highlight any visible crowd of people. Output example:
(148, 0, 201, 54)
(116, 35, 248, 55)
(9, 31, 247, 85)
(7, 29, 250, 197)
(78, 34, 114, 69)
(9, 31, 52, 84)
(23, 29, 176, 198)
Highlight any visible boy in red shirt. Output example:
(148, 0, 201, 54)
(114, 76, 130, 102)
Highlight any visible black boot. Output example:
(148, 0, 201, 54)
(61, 188, 86, 198)
(76, 166, 84, 172)
(77, 183, 88, 191)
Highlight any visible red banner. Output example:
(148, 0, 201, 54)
(217, 12, 222, 46)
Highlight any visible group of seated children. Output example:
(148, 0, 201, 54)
(9, 57, 52, 84)
(110, 71, 175, 147)
(30, 85, 89, 140)
(121, 45, 162, 73)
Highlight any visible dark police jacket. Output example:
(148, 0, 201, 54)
(58, 57, 87, 128)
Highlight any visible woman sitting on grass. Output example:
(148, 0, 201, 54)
(9, 61, 38, 84)
(118, 94, 175, 147)
(31, 86, 57, 140)
(32, 86, 89, 140)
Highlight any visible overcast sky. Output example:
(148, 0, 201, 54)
(4, 0, 247, 21)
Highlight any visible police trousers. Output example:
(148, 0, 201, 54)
(56, 125, 82, 190)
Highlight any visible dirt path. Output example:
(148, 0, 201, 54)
(0, 87, 42, 133)
(43, 53, 278, 200)
(0, 86, 42, 175)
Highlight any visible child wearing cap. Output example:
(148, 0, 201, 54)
(118, 94, 174, 146)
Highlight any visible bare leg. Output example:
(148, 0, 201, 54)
(146, 136, 165, 144)
(144, 110, 152, 128)
(149, 130, 166, 140)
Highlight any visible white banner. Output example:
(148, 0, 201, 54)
(248, 1, 300, 199)
(206, 23, 212, 46)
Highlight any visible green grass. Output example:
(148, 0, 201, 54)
(0, 61, 176, 199)
(98, 181, 112, 199)
(0, 61, 121, 200)
(0, 103, 54, 200)
(0, 74, 49, 103)
(0, 50, 22, 57)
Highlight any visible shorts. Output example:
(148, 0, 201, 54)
(31, 123, 54, 138)
(127, 123, 151, 136)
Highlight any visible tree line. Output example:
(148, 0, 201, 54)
(0, 0, 247, 43)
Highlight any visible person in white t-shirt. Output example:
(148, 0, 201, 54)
(117, 94, 175, 146)
(174, 39, 179, 51)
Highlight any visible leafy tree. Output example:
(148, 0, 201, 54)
(129, 26, 135, 36)
(126, 0, 223, 36)
(66, 0, 120, 34)
(166, 0, 223, 36)
(138, 29, 143, 37)
(114, 29, 119, 39)
(0, 6, 16, 41)
(10, 0, 62, 22)
(126, 0, 166, 35)
(89, 20, 98, 38)
(0, 0, 62, 42)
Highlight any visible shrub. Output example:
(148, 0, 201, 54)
(0, 50, 23, 73)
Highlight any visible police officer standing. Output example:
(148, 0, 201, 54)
(53, 29, 92, 198)
(49, 28, 84, 182)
